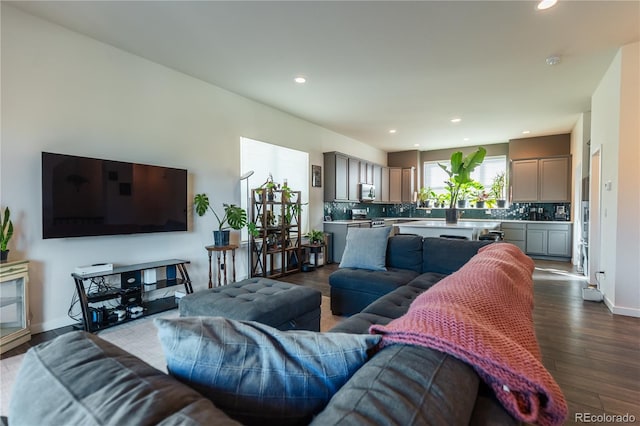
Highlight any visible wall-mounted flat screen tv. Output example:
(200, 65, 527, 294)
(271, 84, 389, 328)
(42, 152, 188, 239)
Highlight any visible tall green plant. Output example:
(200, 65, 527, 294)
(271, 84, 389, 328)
(438, 147, 487, 208)
(1, 207, 14, 252)
(193, 194, 247, 231)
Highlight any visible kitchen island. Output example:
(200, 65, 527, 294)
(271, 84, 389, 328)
(393, 220, 501, 240)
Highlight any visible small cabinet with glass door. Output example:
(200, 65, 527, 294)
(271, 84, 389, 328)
(1, 260, 30, 354)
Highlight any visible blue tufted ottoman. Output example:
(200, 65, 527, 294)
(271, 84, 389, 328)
(178, 278, 322, 331)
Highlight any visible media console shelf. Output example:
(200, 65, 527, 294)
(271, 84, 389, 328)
(72, 259, 193, 332)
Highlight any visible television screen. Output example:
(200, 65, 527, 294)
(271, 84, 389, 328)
(42, 152, 187, 239)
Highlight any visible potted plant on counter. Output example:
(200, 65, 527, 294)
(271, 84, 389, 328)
(194, 194, 248, 246)
(417, 187, 436, 208)
(438, 147, 486, 223)
(491, 171, 507, 208)
(1, 207, 14, 262)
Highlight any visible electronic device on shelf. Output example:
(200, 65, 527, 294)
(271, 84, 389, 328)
(75, 263, 114, 276)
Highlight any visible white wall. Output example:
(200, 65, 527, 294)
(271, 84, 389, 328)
(0, 5, 387, 332)
(590, 42, 640, 317)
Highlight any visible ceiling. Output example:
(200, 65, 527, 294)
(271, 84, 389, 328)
(8, 1, 640, 152)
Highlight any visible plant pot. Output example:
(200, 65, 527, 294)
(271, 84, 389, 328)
(445, 208, 458, 224)
(476, 201, 485, 209)
(0, 250, 8, 262)
(457, 200, 467, 208)
(212, 230, 230, 247)
(497, 199, 506, 208)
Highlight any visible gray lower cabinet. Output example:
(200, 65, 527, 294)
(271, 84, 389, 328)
(526, 223, 572, 258)
(323, 222, 370, 263)
(501, 222, 526, 253)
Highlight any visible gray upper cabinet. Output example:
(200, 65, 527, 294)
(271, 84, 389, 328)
(324, 152, 349, 201)
(373, 165, 383, 202)
(348, 158, 361, 201)
(380, 167, 390, 202)
(389, 167, 402, 203)
(401, 167, 415, 203)
(511, 156, 571, 202)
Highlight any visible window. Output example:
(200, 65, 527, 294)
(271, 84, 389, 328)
(240, 137, 309, 240)
(423, 155, 507, 194)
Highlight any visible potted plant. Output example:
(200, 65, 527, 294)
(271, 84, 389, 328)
(438, 147, 486, 223)
(417, 187, 436, 208)
(1, 207, 14, 262)
(193, 194, 248, 246)
(435, 192, 450, 208)
(473, 189, 489, 208)
(307, 229, 324, 245)
(490, 171, 507, 208)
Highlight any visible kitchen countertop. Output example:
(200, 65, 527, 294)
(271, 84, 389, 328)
(324, 218, 573, 225)
(393, 220, 502, 229)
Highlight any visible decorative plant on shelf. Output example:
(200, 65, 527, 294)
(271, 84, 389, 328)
(490, 171, 507, 208)
(435, 192, 450, 208)
(307, 229, 324, 245)
(193, 193, 248, 246)
(1, 207, 14, 261)
(417, 187, 436, 208)
(438, 147, 486, 223)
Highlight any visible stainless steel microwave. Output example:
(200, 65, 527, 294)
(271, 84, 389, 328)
(359, 183, 376, 201)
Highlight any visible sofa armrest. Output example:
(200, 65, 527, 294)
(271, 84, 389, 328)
(9, 331, 240, 426)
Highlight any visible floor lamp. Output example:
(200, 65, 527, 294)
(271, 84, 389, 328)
(240, 170, 254, 279)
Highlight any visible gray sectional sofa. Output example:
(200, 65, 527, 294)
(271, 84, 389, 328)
(7, 236, 518, 426)
(330, 234, 492, 316)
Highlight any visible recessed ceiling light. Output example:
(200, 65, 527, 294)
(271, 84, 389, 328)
(450, 118, 462, 123)
(294, 76, 306, 84)
(545, 55, 561, 66)
(537, 0, 558, 10)
(389, 129, 397, 134)
(522, 130, 531, 134)
(413, 144, 420, 147)
(463, 138, 470, 141)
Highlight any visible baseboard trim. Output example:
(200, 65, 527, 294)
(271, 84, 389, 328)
(31, 317, 78, 334)
(603, 295, 640, 318)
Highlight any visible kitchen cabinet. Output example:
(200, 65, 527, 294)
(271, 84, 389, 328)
(511, 156, 571, 202)
(501, 222, 526, 253)
(526, 223, 571, 258)
(323, 221, 371, 263)
(373, 165, 383, 202)
(348, 158, 361, 201)
(389, 167, 402, 203)
(401, 167, 415, 203)
(380, 167, 390, 202)
(323, 152, 349, 201)
(360, 162, 374, 185)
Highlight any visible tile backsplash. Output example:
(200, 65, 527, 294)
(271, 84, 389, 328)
(324, 201, 571, 222)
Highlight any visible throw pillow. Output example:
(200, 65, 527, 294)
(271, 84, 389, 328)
(155, 317, 381, 426)
(339, 225, 392, 271)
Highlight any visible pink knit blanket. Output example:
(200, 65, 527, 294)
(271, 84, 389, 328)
(370, 243, 567, 426)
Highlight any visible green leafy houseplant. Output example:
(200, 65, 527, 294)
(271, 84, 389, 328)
(194, 194, 248, 246)
(438, 147, 486, 223)
(1, 207, 14, 260)
(490, 171, 507, 207)
(438, 147, 487, 208)
(307, 229, 324, 245)
(417, 187, 436, 207)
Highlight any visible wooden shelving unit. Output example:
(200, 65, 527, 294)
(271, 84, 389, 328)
(250, 188, 302, 278)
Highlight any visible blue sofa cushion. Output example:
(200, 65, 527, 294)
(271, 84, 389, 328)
(386, 234, 423, 273)
(155, 316, 381, 426)
(339, 226, 392, 271)
(422, 237, 492, 274)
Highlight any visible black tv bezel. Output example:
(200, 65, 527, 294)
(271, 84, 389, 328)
(41, 152, 188, 239)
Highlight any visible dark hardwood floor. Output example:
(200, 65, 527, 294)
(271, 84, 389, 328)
(3, 259, 639, 424)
